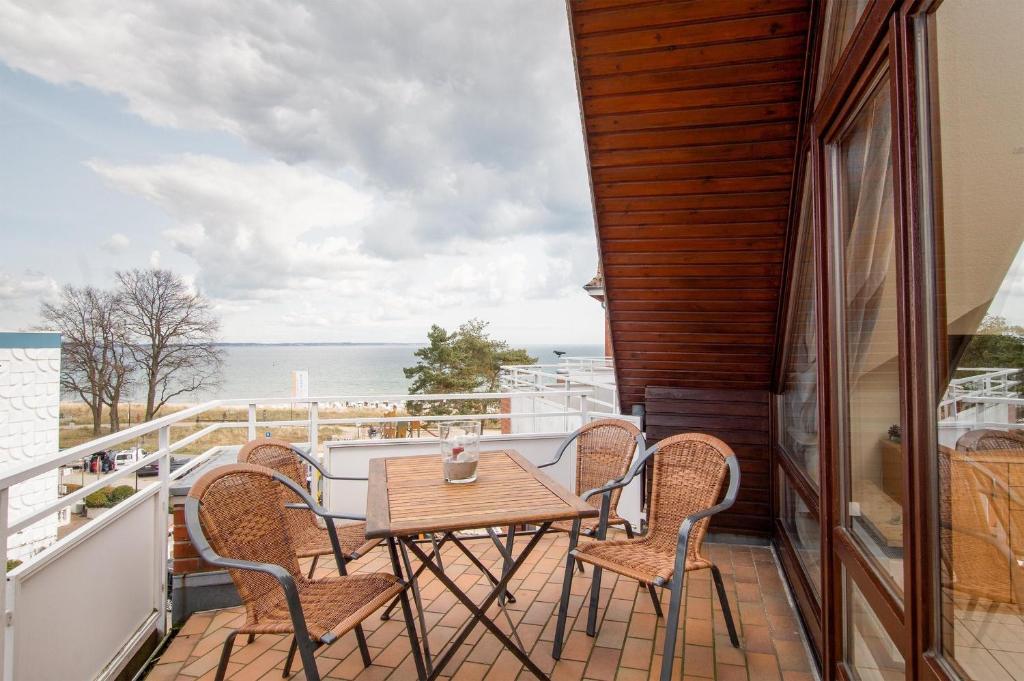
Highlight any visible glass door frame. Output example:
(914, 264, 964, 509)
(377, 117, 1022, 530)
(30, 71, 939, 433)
(769, 0, 973, 679)
(775, 0, 1002, 679)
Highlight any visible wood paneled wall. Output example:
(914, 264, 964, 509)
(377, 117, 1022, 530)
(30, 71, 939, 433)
(645, 386, 771, 537)
(568, 0, 811, 412)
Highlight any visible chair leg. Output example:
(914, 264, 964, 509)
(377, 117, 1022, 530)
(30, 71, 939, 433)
(552, 522, 582, 660)
(647, 584, 664, 618)
(711, 565, 740, 647)
(660, 572, 686, 681)
(586, 566, 603, 637)
(354, 624, 372, 668)
(576, 558, 584, 574)
(247, 633, 255, 644)
(306, 555, 319, 580)
(295, 635, 322, 681)
(282, 636, 298, 678)
(624, 523, 635, 539)
(214, 630, 237, 681)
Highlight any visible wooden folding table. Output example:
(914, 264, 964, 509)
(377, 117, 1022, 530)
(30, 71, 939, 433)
(365, 449, 597, 681)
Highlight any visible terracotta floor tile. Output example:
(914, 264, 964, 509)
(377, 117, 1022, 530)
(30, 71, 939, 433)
(715, 663, 747, 681)
(745, 652, 782, 681)
(615, 669, 649, 681)
(596, 620, 628, 649)
(681, 645, 714, 678)
(156, 538, 818, 681)
(585, 646, 620, 681)
(628, 613, 658, 640)
(452, 661, 491, 681)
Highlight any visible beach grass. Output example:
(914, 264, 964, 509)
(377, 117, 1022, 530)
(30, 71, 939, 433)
(59, 402, 413, 455)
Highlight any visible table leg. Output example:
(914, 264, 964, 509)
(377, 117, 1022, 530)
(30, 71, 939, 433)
(402, 522, 552, 681)
(386, 537, 428, 681)
(448, 533, 518, 604)
(485, 527, 525, 651)
(381, 533, 451, 621)
(400, 540, 434, 675)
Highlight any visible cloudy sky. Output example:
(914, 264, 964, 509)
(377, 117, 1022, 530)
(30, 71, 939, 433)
(0, 1, 603, 344)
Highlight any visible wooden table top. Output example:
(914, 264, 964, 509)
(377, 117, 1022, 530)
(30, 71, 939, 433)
(364, 449, 598, 539)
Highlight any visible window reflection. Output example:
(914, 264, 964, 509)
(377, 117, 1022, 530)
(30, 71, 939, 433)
(779, 166, 820, 486)
(779, 470, 822, 597)
(816, 0, 871, 100)
(833, 77, 903, 593)
(927, 1, 1024, 678)
(846, 573, 905, 680)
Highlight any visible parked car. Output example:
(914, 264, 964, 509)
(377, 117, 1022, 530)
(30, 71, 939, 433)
(136, 456, 189, 477)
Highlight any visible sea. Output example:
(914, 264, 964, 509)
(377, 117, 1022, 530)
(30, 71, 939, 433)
(118, 343, 603, 403)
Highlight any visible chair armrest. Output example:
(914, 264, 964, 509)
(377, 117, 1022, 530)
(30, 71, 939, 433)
(539, 431, 578, 469)
(581, 436, 657, 502)
(284, 502, 366, 522)
(290, 445, 367, 481)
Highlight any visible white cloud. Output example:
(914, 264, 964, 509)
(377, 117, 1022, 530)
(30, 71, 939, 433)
(0, 1, 592, 253)
(0, 270, 59, 331)
(0, 1, 603, 342)
(0, 270, 58, 301)
(87, 154, 598, 341)
(103, 232, 130, 253)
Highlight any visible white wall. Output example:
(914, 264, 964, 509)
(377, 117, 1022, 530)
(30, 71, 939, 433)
(0, 335, 61, 561)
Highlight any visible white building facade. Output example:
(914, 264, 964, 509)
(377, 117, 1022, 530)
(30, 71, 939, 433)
(0, 333, 61, 561)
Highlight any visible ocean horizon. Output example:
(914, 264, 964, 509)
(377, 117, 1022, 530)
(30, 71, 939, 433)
(94, 342, 604, 404)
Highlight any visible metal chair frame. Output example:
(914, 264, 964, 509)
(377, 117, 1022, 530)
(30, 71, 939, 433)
(185, 465, 427, 681)
(551, 435, 741, 681)
(538, 419, 646, 538)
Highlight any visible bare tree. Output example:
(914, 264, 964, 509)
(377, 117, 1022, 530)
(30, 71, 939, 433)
(103, 305, 135, 432)
(116, 269, 223, 421)
(39, 286, 115, 435)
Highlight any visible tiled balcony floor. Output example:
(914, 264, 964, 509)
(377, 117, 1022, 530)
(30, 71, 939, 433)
(148, 531, 818, 681)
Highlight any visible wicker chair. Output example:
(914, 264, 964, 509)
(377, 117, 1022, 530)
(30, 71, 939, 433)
(185, 463, 426, 681)
(552, 433, 741, 681)
(238, 438, 381, 578)
(538, 418, 644, 539)
(955, 428, 1024, 452)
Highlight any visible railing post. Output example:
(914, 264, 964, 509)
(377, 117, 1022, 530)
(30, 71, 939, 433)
(580, 395, 589, 427)
(0, 487, 10, 681)
(309, 401, 319, 456)
(564, 381, 570, 432)
(155, 426, 170, 636)
(247, 403, 257, 441)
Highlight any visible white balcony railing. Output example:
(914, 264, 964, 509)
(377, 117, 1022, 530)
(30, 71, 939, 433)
(936, 367, 1024, 447)
(0, 386, 612, 681)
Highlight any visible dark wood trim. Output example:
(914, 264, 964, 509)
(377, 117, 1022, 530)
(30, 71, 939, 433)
(834, 527, 906, 647)
(776, 444, 821, 517)
(771, 0, 823, 393)
(774, 517, 824, 658)
(890, 7, 928, 681)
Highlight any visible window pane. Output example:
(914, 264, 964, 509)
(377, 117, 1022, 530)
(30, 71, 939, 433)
(816, 0, 871, 100)
(927, 1, 1024, 678)
(846, 573, 906, 680)
(832, 77, 904, 594)
(778, 468, 822, 598)
(779, 167, 820, 487)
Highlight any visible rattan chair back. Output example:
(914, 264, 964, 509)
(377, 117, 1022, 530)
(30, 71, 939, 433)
(574, 419, 641, 512)
(238, 438, 316, 545)
(189, 463, 305, 625)
(956, 428, 1024, 452)
(647, 433, 734, 564)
